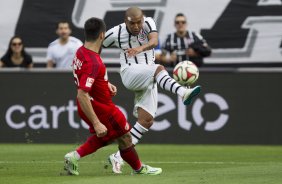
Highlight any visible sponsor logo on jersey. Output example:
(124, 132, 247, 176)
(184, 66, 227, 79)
(86, 77, 94, 88)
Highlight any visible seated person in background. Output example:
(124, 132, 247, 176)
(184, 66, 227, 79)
(161, 13, 211, 67)
(154, 38, 163, 63)
(46, 21, 82, 69)
(0, 36, 33, 68)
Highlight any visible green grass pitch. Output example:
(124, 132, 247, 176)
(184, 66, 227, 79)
(0, 144, 282, 184)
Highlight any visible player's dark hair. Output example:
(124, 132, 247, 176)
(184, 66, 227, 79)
(84, 17, 106, 42)
(56, 21, 71, 29)
(175, 13, 186, 19)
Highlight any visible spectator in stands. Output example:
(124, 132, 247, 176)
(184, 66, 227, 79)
(154, 38, 163, 63)
(46, 21, 82, 69)
(0, 36, 33, 68)
(161, 13, 211, 67)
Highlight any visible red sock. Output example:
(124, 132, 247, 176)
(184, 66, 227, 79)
(120, 145, 142, 171)
(76, 135, 105, 158)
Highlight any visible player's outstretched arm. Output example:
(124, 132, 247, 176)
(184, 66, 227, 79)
(126, 32, 158, 57)
(142, 32, 158, 51)
(77, 89, 107, 137)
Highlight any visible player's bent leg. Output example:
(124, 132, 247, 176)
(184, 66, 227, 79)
(117, 132, 133, 149)
(76, 135, 104, 157)
(155, 66, 201, 105)
(154, 64, 166, 77)
(117, 133, 162, 175)
(64, 135, 105, 175)
(117, 133, 142, 171)
(137, 107, 154, 130)
(107, 117, 149, 174)
(108, 133, 133, 174)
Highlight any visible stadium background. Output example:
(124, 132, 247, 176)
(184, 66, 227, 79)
(0, 0, 282, 145)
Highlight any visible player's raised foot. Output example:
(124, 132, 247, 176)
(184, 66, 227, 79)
(134, 165, 162, 175)
(64, 152, 79, 176)
(108, 153, 124, 174)
(183, 85, 201, 105)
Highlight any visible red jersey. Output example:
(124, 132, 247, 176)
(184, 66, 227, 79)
(72, 46, 130, 140)
(72, 46, 115, 115)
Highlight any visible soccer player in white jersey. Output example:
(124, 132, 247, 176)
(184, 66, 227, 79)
(46, 21, 83, 69)
(103, 7, 201, 173)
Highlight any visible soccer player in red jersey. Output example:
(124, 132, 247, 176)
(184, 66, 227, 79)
(63, 17, 162, 176)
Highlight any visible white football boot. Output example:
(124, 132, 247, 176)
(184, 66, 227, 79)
(183, 85, 201, 105)
(108, 153, 124, 174)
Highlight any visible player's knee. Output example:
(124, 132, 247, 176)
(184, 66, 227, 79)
(138, 117, 154, 129)
(117, 132, 132, 149)
(137, 107, 154, 129)
(154, 65, 165, 77)
(145, 120, 154, 128)
(157, 65, 165, 71)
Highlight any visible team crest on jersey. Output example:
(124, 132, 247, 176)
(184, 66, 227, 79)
(138, 29, 147, 42)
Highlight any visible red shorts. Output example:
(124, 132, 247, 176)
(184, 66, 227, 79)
(77, 100, 131, 143)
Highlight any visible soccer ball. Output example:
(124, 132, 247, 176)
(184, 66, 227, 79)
(173, 61, 199, 86)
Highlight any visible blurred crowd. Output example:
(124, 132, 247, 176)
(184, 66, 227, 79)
(0, 13, 211, 69)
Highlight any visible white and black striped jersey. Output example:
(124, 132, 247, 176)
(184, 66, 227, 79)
(162, 31, 211, 67)
(103, 17, 157, 69)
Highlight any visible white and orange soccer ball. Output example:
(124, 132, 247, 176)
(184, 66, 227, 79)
(173, 60, 199, 86)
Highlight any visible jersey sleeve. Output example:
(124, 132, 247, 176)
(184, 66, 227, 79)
(78, 74, 95, 92)
(74, 49, 101, 92)
(144, 17, 157, 33)
(103, 26, 118, 48)
(78, 61, 101, 92)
